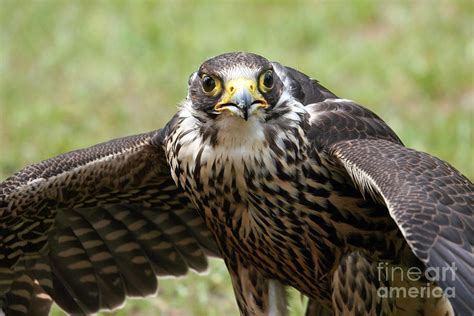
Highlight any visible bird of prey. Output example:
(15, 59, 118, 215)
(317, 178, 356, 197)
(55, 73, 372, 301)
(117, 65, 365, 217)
(1, 52, 472, 316)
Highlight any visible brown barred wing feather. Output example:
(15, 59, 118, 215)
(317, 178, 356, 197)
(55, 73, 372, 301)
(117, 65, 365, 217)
(306, 98, 473, 315)
(329, 138, 473, 316)
(0, 129, 218, 315)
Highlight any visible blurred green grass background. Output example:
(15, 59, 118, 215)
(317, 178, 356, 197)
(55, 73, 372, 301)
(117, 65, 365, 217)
(1, 0, 472, 315)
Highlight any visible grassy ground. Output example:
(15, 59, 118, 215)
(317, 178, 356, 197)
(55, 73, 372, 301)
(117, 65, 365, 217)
(1, 1, 472, 315)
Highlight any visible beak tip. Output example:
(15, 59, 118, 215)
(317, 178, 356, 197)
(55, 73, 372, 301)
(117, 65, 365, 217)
(215, 79, 266, 120)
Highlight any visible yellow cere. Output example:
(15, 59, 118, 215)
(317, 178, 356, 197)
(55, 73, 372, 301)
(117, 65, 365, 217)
(221, 78, 259, 103)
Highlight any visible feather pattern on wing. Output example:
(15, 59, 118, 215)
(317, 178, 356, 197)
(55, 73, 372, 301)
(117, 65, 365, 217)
(306, 98, 473, 315)
(329, 138, 473, 315)
(0, 128, 218, 315)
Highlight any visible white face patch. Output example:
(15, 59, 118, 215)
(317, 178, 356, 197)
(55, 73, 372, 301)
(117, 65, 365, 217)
(219, 65, 260, 84)
(213, 115, 267, 150)
(175, 93, 306, 176)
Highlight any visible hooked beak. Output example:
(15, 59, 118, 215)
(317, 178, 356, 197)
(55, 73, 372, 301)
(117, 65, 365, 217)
(214, 78, 268, 120)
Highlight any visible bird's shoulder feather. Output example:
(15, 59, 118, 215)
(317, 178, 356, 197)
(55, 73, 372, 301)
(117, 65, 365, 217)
(305, 98, 473, 315)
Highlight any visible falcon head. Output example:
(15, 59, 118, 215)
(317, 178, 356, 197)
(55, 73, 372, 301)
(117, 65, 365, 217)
(187, 52, 288, 121)
(179, 52, 320, 149)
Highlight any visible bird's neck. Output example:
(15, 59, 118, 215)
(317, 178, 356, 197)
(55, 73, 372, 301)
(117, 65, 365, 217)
(166, 99, 310, 223)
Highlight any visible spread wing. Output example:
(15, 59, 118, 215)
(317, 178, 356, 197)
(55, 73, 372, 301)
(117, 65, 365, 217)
(307, 99, 473, 315)
(0, 127, 219, 315)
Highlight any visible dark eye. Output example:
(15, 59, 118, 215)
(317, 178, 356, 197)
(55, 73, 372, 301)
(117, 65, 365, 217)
(202, 75, 216, 93)
(259, 70, 274, 92)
